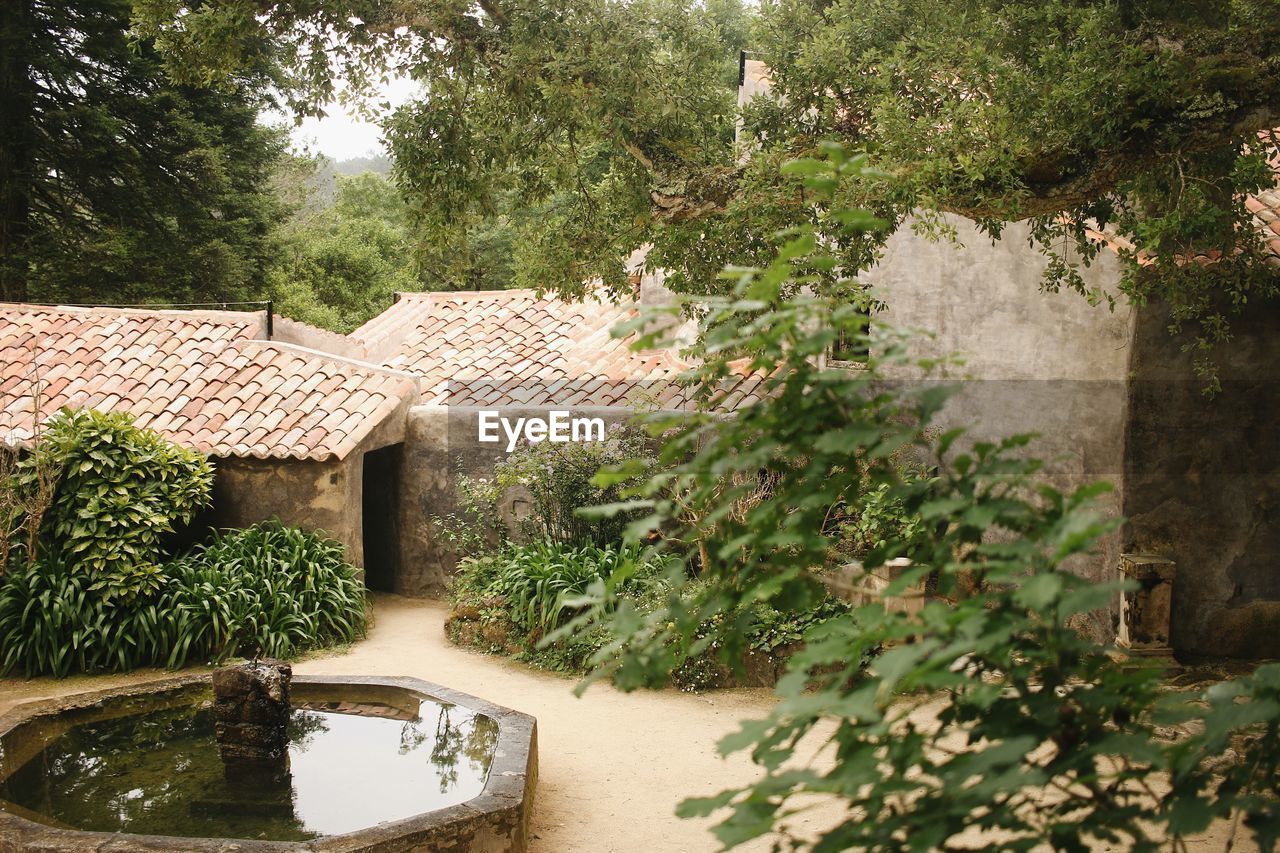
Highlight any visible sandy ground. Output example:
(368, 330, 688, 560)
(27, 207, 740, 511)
(0, 595, 1261, 852)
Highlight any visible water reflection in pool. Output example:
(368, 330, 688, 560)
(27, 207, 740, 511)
(0, 695, 499, 841)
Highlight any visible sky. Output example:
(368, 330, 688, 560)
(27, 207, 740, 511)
(283, 76, 421, 162)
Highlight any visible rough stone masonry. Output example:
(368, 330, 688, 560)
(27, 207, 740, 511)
(211, 659, 293, 780)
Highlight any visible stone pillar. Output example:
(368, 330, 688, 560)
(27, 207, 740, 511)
(1116, 554, 1176, 656)
(212, 660, 293, 781)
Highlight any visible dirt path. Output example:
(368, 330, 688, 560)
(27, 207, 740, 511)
(0, 595, 823, 852)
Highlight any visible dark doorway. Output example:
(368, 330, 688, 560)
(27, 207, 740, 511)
(362, 443, 402, 592)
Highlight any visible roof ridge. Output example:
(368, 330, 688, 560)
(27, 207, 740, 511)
(399, 288, 540, 301)
(234, 339, 422, 386)
(394, 288, 630, 306)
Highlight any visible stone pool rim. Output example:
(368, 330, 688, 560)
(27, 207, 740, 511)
(0, 673, 538, 852)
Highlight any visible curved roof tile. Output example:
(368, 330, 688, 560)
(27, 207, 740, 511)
(0, 305, 417, 461)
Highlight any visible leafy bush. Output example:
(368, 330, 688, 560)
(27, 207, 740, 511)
(447, 541, 649, 674)
(430, 472, 506, 557)
(27, 408, 214, 590)
(452, 540, 653, 635)
(169, 521, 368, 661)
(569, 148, 1280, 849)
(0, 405, 364, 677)
(494, 426, 653, 546)
(447, 539, 852, 689)
(492, 540, 640, 636)
(434, 424, 654, 553)
(0, 555, 164, 676)
(823, 456, 934, 562)
(0, 521, 367, 677)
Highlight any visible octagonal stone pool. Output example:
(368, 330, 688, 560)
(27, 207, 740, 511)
(0, 674, 537, 852)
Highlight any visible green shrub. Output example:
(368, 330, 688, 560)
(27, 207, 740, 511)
(434, 425, 654, 554)
(456, 540, 651, 635)
(430, 472, 505, 558)
(27, 408, 214, 587)
(0, 551, 212, 677)
(0, 411, 367, 678)
(175, 520, 368, 660)
(447, 539, 852, 689)
(448, 540, 660, 672)
(494, 426, 654, 546)
(0, 521, 367, 678)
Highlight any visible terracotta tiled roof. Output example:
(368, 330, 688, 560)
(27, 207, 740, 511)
(0, 305, 418, 461)
(350, 290, 768, 410)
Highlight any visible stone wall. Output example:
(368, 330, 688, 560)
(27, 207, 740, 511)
(867, 215, 1131, 382)
(208, 454, 366, 566)
(863, 216, 1280, 657)
(1123, 296, 1280, 659)
(394, 404, 644, 596)
(868, 215, 1133, 640)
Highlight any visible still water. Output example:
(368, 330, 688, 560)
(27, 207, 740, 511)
(0, 695, 498, 841)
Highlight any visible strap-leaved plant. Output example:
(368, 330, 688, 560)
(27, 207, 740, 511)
(564, 147, 1280, 850)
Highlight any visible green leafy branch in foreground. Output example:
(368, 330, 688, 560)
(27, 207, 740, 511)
(559, 146, 1280, 850)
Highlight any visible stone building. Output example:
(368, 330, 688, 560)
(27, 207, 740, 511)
(0, 305, 419, 565)
(0, 290, 739, 594)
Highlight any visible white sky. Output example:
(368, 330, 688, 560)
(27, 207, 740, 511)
(282, 75, 421, 161)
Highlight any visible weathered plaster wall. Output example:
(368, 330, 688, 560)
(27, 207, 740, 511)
(1124, 297, 1280, 659)
(208, 454, 366, 567)
(867, 216, 1134, 640)
(395, 405, 643, 596)
(204, 391, 414, 571)
(867, 216, 1132, 381)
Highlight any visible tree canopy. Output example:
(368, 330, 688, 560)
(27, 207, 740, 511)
(0, 0, 286, 305)
(133, 0, 1280, 370)
(265, 165, 423, 331)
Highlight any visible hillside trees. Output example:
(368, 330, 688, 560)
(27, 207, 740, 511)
(134, 0, 752, 297)
(265, 167, 422, 331)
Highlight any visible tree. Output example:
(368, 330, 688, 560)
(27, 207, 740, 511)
(0, 0, 285, 305)
(134, 0, 1280, 371)
(265, 168, 423, 331)
(133, 0, 751, 296)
